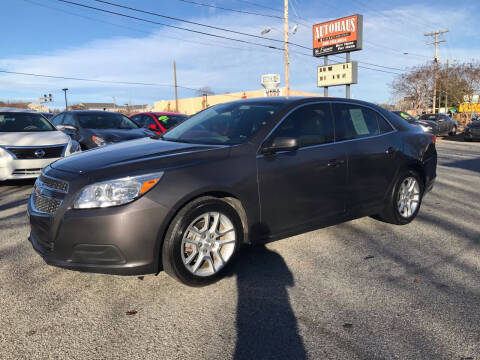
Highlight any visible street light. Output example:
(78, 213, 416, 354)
(62, 88, 68, 111)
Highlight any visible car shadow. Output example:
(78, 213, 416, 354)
(229, 244, 307, 360)
(442, 158, 480, 173)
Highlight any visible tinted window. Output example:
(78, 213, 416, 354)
(270, 103, 334, 147)
(0, 112, 55, 132)
(333, 104, 380, 140)
(51, 113, 64, 126)
(77, 112, 139, 129)
(131, 115, 145, 127)
(142, 115, 157, 128)
(155, 114, 188, 129)
(378, 115, 394, 133)
(419, 114, 439, 121)
(163, 102, 282, 145)
(63, 113, 76, 126)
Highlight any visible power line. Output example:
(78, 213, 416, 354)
(175, 0, 282, 20)
(0, 69, 245, 99)
(24, 0, 274, 54)
(87, 0, 297, 48)
(58, 0, 289, 51)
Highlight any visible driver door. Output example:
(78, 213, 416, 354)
(257, 103, 347, 235)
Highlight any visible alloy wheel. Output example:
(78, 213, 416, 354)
(181, 212, 236, 277)
(397, 177, 420, 218)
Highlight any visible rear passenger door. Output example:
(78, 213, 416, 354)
(332, 103, 400, 213)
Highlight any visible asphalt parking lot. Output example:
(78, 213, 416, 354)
(1, 138, 479, 360)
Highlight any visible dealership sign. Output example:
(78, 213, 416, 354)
(317, 62, 358, 87)
(313, 15, 363, 57)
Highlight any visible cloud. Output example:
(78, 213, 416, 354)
(0, 1, 478, 108)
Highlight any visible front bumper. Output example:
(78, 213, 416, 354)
(464, 128, 480, 140)
(27, 171, 170, 276)
(0, 158, 59, 180)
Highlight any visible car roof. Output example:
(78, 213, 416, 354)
(65, 110, 124, 114)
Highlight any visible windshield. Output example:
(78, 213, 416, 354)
(77, 112, 139, 129)
(394, 111, 415, 122)
(419, 114, 438, 121)
(155, 114, 188, 130)
(0, 112, 55, 132)
(162, 102, 282, 145)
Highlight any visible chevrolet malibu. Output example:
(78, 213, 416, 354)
(28, 97, 437, 286)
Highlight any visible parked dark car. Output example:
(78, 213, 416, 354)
(130, 112, 188, 135)
(464, 120, 480, 141)
(28, 97, 437, 286)
(417, 113, 457, 136)
(391, 110, 429, 130)
(50, 110, 155, 150)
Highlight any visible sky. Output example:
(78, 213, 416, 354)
(1, 0, 479, 110)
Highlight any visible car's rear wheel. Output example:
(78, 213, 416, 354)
(162, 197, 243, 286)
(375, 170, 424, 225)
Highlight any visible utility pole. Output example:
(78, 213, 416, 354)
(62, 88, 68, 111)
(445, 59, 449, 114)
(425, 29, 448, 114)
(284, 0, 290, 98)
(173, 61, 179, 112)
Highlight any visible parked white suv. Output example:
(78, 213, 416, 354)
(0, 108, 80, 180)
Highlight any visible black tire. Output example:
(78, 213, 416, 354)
(464, 137, 473, 142)
(449, 126, 457, 136)
(162, 196, 243, 286)
(375, 170, 424, 225)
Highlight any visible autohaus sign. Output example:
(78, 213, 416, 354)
(313, 14, 363, 57)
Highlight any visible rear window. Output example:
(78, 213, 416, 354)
(77, 113, 139, 129)
(419, 114, 438, 121)
(333, 104, 380, 140)
(0, 112, 55, 132)
(155, 114, 188, 130)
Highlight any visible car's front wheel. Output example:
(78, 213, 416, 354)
(162, 197, 243, 286)
(375, 170, 424, 225)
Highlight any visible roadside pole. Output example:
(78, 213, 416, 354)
(346, 52, 351, 99)
(324, 56, 328, 97)
(284, 0, 290, 98)
(173, 61, 179, 112)
(445, 59, 449, 113)
(425, 29, 448, 114)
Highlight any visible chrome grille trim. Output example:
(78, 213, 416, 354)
(39, 174, 69, 193)
(32, 193, 61, 214)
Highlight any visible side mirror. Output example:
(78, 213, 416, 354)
(57, 124, 78, 132)
(148, 124, 158, 130)
(262, 137, 299, 154)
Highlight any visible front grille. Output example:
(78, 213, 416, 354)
(39, 175, 69, 193)
(12, 168, 43, 175)
(33, 193, 61, 214)
(5, 145, 65, 159)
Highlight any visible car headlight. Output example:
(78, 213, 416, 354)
(419, 125, 432, 132)
(74, 172, 164, 209)
(92, 136, 107, 146)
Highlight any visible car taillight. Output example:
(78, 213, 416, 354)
(427, 133, 436, 144)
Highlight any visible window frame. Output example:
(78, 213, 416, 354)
(258, 101, 397, 155)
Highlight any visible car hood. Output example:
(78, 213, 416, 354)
(0, 131, 70, 146)
(51, 137, 229, 176)
(88, 128, 154, 142)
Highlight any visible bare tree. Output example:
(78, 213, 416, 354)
(196, 87, 215, 96)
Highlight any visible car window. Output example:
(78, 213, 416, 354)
(143, 115, 157, 128)
(270, 103, 334, 147)
(0, 112, 56, 132)
(163, 102, 282, 145)
(419, 114, 438, 121)
(63, 113, 76, 126)
(51, 113, 64, 126)
(333, 104, 380, 140)
(378, 114, 394, 133)
(77, 112, 139, 129)
(155, 114, 188, 129)
(131, 114, 145, 127)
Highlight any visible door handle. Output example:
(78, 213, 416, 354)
(385, 147, 397, 155)
(327, 159, 345, 167)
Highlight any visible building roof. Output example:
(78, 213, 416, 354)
(78, 103, 116, 108)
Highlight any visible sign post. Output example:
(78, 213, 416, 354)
(313, 14, 363, 98)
